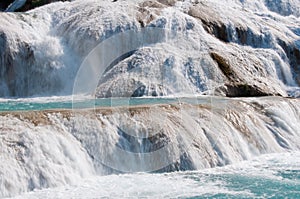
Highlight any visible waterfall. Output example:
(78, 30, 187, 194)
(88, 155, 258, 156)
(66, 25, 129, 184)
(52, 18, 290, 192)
(1, 97, 300, 197)
(0, 0, 300, 197)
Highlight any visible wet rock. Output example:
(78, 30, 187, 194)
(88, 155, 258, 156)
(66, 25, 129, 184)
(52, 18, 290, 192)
(210, 50, 287, 97)
(210, 52, 239, 82)
(188, 3, 230, 42)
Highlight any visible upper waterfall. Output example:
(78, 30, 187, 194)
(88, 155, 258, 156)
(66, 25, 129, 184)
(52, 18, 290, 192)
(0, 0, 299, 98)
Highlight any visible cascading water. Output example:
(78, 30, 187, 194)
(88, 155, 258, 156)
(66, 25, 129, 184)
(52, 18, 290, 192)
(0, 6, 81, 97)
(0, 0, 300, 198)
(1, 96, 300, 197)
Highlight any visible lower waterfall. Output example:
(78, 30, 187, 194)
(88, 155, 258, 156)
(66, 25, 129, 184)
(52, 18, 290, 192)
(0, 96, 299, 197)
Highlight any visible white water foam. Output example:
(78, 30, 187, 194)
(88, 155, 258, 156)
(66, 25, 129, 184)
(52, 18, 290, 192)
(10, 151, 300, 199)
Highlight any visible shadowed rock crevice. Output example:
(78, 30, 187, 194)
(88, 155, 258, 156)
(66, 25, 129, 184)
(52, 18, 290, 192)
(210, 52, 238, 81)
(224, 84, 272, 97)
(3, 0, 70, 12)
(116, 129, 171, 154)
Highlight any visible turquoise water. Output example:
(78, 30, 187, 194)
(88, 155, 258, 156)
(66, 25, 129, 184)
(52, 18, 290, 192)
(0, 98, 176, 111)
(188, 171, 300, 198)
(0, 96, 219, 112)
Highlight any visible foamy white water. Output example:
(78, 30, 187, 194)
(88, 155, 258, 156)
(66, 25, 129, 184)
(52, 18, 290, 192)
(10, 151, 300, 199)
